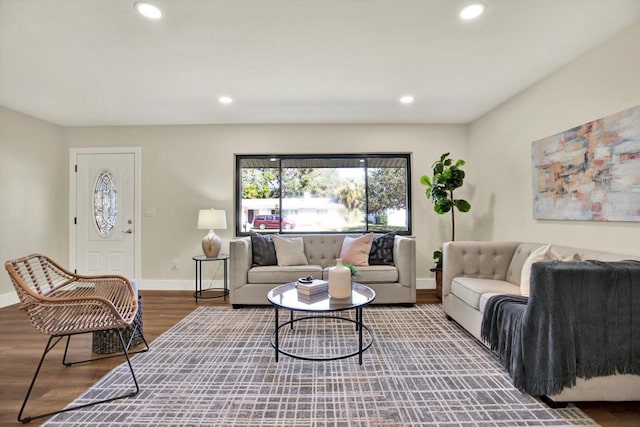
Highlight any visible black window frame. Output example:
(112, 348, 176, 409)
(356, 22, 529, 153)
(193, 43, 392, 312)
(235, 153, 412, 236)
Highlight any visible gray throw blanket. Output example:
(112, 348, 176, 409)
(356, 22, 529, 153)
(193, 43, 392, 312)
(481, 259, 640, 396)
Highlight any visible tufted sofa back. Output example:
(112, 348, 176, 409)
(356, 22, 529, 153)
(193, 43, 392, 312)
(444, 241, 640, 298)
(443, 240, 518, 280)
(505, 242, 640, 286)
(266, 234, 382, 269)
(505, 242, 546, 285)
(300, 234, 347, 268)
(234, 233, 400, 270)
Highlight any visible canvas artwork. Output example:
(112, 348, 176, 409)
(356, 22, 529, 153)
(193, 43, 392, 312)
(532, 104, 640, 222)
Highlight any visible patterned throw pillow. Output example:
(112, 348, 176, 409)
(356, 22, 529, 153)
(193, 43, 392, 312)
(368, 232, 397, 265)
(250, 232, 277, 266)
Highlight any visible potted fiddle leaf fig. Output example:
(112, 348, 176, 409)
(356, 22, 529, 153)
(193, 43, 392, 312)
(420, 152, 471, 299)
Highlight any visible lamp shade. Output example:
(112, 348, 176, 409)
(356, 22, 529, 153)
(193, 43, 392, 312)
(197, 209, 227, 230)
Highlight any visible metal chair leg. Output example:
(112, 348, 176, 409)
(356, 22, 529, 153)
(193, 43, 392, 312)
(129, 323, 151, 352)
(18, 329, 142, 423)
(18, 336, 62, 423)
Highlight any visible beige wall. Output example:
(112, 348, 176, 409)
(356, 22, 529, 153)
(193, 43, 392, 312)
(468, 23, 640, 256)
(0, 107, 66, 301)
(3, 22, 639, 303)
(62, 124, 469, 283)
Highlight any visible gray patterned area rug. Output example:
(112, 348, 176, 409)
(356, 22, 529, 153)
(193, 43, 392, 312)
(44, 305, 596, 426)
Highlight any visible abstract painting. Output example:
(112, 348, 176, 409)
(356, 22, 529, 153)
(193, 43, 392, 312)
(532, 105, 640, 221)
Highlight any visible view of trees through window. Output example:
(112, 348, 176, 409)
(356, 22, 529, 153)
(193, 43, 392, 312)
(236, 155, 411, 234)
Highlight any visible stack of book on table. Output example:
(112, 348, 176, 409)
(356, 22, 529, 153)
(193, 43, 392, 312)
(296, 279, 328, 300)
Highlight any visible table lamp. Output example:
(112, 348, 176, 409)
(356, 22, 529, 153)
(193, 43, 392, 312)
(197, 209, 227, 258)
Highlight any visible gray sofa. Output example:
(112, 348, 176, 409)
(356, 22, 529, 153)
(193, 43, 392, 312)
(229, 234, 416, 306)
(443, 240, 640, 403)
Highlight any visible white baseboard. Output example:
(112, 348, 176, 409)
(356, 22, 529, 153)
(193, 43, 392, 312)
(137, 279, 225, 292)
(140, 279, 437, 291)
(0, 280, 220, 308)
(137, 279, 193, 291)
(0, 291, 19, 308)
(1, 278, 434, 308)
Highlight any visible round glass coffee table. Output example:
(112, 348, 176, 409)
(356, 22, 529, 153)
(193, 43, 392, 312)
(267, 282, 376, 365)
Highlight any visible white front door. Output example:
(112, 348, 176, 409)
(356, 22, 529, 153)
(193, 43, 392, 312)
(70, 148, 140, 278)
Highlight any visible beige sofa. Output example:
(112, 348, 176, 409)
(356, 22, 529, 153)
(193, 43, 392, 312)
(230, 234, 416, 306)
(443, 240, 640, 404)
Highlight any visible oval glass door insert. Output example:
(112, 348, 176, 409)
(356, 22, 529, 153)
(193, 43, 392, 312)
(94, 170, 118, 237)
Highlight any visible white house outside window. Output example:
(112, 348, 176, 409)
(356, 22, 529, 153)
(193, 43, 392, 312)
(235, 154, 412, 235)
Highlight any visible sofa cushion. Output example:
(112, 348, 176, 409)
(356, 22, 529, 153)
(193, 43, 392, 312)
(451, 277, 520, 310)
(249, 232, 277, 266)
(478, 292, 522, 314)
(272, 235, 309, 266)
(339, 233, 374, 266)
(368, 232, 396, 265)
(248, 265, 323, 284)
(324, 264, 398, 284)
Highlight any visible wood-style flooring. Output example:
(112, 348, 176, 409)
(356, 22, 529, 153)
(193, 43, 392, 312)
(0, 290, 638, 426)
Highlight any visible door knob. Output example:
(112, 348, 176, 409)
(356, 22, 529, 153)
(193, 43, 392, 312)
(122, 229, 133, 234)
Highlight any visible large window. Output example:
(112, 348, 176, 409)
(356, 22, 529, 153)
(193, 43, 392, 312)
(235, 154, 411, 235)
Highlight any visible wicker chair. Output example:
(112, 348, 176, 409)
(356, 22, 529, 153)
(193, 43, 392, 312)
(5, 253, 149, 423)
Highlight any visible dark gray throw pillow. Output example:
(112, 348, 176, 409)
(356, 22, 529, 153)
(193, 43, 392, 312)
(250, 232, 277, 266)
(368, 232, 396, 265)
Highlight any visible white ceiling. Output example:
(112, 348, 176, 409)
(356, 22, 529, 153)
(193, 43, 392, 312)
(1, 0, 639, 126)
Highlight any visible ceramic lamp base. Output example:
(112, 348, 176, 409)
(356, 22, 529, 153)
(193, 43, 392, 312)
(202, 232, 222, 258)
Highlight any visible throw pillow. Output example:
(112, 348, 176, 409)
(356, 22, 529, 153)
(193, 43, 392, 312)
(520, 245, 554, 297)
(520, 245, 583, 296)
(249, 232, 277, 266)
(272, 235, 309, 266)
(339, 233, 374, 266)
(368, 232, 397, 265)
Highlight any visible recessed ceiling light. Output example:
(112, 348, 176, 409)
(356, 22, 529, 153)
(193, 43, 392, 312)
(218, 96, 233, 105)
(134, 2, 162, 20)
(460, 3, 486, 21)
(400, 95, 414, 104)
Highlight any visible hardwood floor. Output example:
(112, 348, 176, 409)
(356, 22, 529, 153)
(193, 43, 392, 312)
(0, 289, 638, 426)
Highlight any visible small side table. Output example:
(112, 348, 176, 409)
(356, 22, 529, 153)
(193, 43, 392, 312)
(193, 254, 229, 303)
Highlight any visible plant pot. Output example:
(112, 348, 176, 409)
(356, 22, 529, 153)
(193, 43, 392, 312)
(435, 268, 443, 301)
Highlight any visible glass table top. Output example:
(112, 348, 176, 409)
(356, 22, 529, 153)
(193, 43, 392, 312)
(267, 282, 376, 312)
